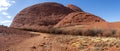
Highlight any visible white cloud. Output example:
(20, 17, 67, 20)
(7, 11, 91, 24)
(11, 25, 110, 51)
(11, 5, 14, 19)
(2, 12, 11, 18)
(0, 7, 8, 11)
(0, 0, 15, 19)
(6, 15, 11, 18)
(0, 0, 15, 11)
(2, 11, 12, 18)
(2, 12, 8, 15)
(11, 0, 15, 3)
(0, 20, 12, 24)
(0, 0, 10, 7)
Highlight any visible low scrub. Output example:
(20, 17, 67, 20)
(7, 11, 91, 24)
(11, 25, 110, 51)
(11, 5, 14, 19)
(84, 28, 103, 36)
(49, 28, 69, 34)
(14, 25, 119, 37)
(47, 28, 119, 37)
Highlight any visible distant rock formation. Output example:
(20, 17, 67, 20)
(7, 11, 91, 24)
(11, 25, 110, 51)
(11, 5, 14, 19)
(10, 2, 105, 31)
(10, 2, 75, 30)
(66, 4, 83, 12)
(54, 12, 105, 27)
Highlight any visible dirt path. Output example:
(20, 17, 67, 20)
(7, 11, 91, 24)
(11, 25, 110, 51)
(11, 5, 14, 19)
(7, 32, 49, 51)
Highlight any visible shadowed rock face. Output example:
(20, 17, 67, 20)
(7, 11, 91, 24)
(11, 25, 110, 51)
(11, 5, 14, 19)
(66, 4, 83, 12)
(10, 2, 74, 30)
(54, 12, 106, 27)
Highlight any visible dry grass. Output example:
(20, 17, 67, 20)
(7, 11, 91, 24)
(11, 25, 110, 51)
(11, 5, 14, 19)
(50, 34, 120, 51)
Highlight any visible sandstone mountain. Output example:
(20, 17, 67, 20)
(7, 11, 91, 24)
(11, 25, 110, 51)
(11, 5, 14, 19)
(10, 2, 75, 30)
(11, 2, 120, 38)
(10, 2, 105, 31)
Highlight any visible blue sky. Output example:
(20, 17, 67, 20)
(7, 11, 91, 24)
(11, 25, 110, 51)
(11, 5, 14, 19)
(0, 0, 120, 26)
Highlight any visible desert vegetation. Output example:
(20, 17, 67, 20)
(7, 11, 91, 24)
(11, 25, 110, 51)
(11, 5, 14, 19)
(20, 26, 120, 38)
(44, 27, 120, 38)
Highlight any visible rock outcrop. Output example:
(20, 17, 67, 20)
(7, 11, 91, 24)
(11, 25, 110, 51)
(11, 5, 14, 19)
(10, 2, 75, 30)
(54, 12, 105, 27)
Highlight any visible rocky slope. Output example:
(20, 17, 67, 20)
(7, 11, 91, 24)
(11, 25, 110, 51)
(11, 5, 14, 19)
(55, 12, 105, 27)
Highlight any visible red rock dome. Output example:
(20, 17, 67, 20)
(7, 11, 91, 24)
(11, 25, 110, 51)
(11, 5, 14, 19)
(10, 2, 74, 30)
(54, 12, 106, 27)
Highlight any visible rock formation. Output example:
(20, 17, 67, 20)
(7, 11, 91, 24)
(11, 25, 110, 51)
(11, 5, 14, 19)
(10, 2, 105, 30)
(54, 12, 105, 27)
(10, 2, 75, 30)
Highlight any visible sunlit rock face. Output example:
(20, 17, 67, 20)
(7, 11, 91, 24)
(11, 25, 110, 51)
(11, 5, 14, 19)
(55, 12, 105, 27)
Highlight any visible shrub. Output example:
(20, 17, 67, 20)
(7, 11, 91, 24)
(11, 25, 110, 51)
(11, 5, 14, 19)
(84, 29, 103, 36)
(111, 29, 117, 35)
(104, 29, 117, 37)
(20, 27, 50, 33)
(21, 28, 39, 32)
(68, 29, 83, 35)
(39, 27, 104, 36)
(49, 28, 65, 34)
